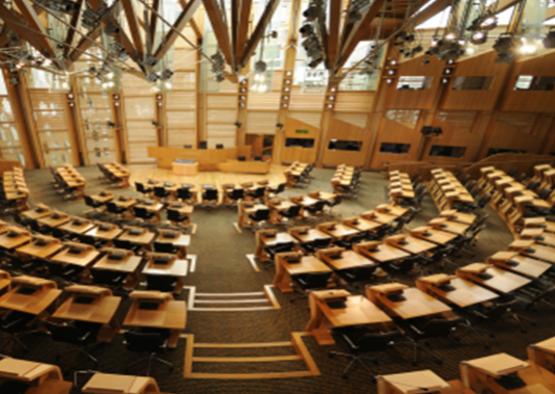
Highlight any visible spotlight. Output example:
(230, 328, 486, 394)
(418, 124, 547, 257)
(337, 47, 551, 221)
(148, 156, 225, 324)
(480, 15, 497, 30)
(445, 32, 456, 41)
(299, 24, 313, 37)
(493, 33, 515, 63)
(543, 30, 555, 49)
(254, 60, 267, 73)
(470, 31, 487, 44)
(441, 78, 449, 84)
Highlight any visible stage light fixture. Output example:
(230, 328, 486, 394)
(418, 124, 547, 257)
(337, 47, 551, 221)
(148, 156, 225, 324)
(470, 31, 487, 44)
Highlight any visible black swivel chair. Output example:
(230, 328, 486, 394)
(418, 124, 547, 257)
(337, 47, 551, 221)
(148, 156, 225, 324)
(133, 206, 156, 223)
(0, 311, 38, 352)
(146, 275, 178, 292)
(44, 320, 100, 367)
(201, 186, 219, 206)
(153, 241, 179, 255)
(166, 208, 189, 228)
(330, 326, 402, 379)
(153, 186, 170, 201)
(135, 182, 151, 195)
(106, 202, 126, 220)
(176, 185, 195, 204)
(248, 208, 270, 229)
(290, 272, 331, 302)
(225, 188, 244, 206)
(123, 329, 174, 375)
(406, 316, 463, 365)
(305, 200, 326, 217)
(91, 269, 126, 290)
(84, 195, 105, 217)
(280, 204, 302, 223)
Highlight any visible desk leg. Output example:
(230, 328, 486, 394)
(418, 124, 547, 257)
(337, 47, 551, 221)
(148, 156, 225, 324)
(305, 295, 334, 345)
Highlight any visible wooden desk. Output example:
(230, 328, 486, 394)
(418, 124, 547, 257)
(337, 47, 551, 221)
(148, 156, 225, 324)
(528, 336, 555, 375)
(255, 230, 298, 261)
(522, 244, 555, 264)
(58, 217, 95, 235)
(85, 222, 123, 242)
(385, 234, 437, 254)
(355, 242, 410, 264)
(416, 274, 498, 308)
(306, 290, 392, 345)
(362, 211, 397, 225)
(17, 236, 63, 259)
(273, 253, 331, 293)
(52, 285, 121, 342)
(148, 145, 252, 170)
(154, 230, 190, 258)
(377, 369, 452, 394)
(0, 276, 61, 315)
(342, 217, 383, 232)
(82, 372, 160, 394)
(375, 204, 409, 218)
(51, 242, 100, 268)
(93, 248, 143, 288)
(142, 253, 188, 294)
(20, 205, 52, 221)
(457, 263, 531, 294)
(0, 227, 31, 250)
(218, 159, 271, 174)
(318, 248, 377, 271)
(318, 222, 361, 240)
(429, 218, 470, 235)
(488, 251, 551, 279)
(461, 352, 555, 393)
(409, 226, 458, 246)
(367, 285, 452, 320)
(36, 212, 71, 228)
(0, 357, 71, 394)
(123, 291, 186, 348)
(117, 227, 156, 248)
(112, 196, 137, 210)
(440, 209, 476, 225)
(289, 228, 332, 244)
(89, 192, 114, 205)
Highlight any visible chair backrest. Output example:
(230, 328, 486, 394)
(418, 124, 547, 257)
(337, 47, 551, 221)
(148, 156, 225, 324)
(133, 206, 150, 218)
(167, 209, 185, 222)
(146, 275, 177, 292)
(91, 269, 124, 286)
(45, 320, 84, 344)
(251, 208, 270, 221)
(154, 187, 168, 197)
(420, 317, 460, 337)
(177, 187, 192, 200)
(229, 189, 245, 200)
(283, 205, 301, 218)
(84, 195, 96, 207)
(113, 239, 133, 250)
(358, 330, 401, 351)
(203, 188, 218, 200)
(296, 272, 330, 289)
(309, 200, 326, 212)
(106, 202, 122, 213)
(153, 242, 178, 254)
(135, 182, 146, 193)
(124, 330, 165, 352)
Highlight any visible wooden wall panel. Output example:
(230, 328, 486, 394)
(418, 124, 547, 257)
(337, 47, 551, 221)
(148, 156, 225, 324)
(246, 111, 277, 135)
(383, 56, 443, 110)
(370, 109, 424, 168)
(478, 112, 553, 157)
(280, 116, 319, 163)
(420, 111, 489, 164)
(321, 118, 369, 167)
(441, 51, 510, 111)
(500, 51, 555, 113)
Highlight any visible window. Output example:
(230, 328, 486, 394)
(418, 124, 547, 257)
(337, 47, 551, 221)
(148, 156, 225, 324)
(328, 140, 362, 151)
(396, 76, 432, 90)
(514, 75, 555, 91)
(452, 76, 492, 90)
(429, 145, 466, 158)
(285, 137, 315, 148)
(385, 109, 420, 128)
(487, 147, 526, 156)
(380, 143, 411, 154)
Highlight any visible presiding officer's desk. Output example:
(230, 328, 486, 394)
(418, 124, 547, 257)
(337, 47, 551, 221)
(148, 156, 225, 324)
(147, 146, 252, 171)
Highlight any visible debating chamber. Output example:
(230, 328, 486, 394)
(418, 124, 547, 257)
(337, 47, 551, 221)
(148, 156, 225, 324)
(0, 0, 554, 392)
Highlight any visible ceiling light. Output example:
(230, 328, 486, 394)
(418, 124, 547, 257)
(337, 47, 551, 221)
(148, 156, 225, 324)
(517, 38, 539, 56)
(445, 32, 456, 41)
(470, 31, 487, 45)
(386, 78, 393, 84)
(480, 16, 497, 30)
(465, 45, 476, 55)
(441, 78, 449, 84)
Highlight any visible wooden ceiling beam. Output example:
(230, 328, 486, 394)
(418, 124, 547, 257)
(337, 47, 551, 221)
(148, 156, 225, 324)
(486, 0, 522, 14)
(336, 0, 386, 70)
(148, 0, 160, 54)
(152, 0, 201, 61)
(409, 0, 450, 28)
(67, 1, 122, 62)
(121, 0, 144, 61)
(327, 0, 341, 69)
(239, 0, 279, 68)
(202, 0, 233, 65)
(236, 0, 252, 67)
(63, 0, 85, 58)
(11, 0, 60, 66)
(0, 2, 61, 68)
(231, 0, 240, 68)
